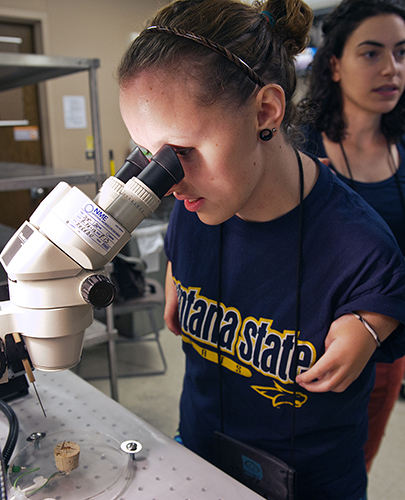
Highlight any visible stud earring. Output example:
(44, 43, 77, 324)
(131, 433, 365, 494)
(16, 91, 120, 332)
(259, 128, 277, 141)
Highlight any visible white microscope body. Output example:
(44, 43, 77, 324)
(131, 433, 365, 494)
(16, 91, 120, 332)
(0, 145, 183, 380)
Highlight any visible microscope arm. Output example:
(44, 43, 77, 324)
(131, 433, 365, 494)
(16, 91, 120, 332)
(0, 145, 183, 380)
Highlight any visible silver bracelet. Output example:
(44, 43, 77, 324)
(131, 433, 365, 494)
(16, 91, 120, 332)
(351, 312, 381, 347)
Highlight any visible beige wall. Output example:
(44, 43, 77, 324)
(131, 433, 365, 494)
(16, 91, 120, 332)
(0, 0, 168, 196)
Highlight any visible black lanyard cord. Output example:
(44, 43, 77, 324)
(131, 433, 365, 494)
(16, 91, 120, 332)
(340, 139, 405, 229)
(216, 223, 224, 434)
(388, 144, 405, 221)
(339, 141, 355, 190)
(291, 149, 304, 465)
(216, 150, 305, 465)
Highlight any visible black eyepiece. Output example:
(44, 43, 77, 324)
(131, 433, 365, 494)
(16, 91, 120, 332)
(115, 147, 150, 183)
(137, 145, 184, 199)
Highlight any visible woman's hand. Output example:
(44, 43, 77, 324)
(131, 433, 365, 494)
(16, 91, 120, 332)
(164, 261, 182, 336)
(296, 312, 399, 392)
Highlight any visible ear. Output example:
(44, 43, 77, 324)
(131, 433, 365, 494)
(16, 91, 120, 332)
(329, 55, 341, 83)
(255, 84, 285, 132)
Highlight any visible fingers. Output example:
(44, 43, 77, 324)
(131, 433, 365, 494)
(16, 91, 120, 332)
(296, 362, 351, 393)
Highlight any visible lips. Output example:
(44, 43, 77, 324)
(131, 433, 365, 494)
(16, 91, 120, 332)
(373, 83, 399, 94)
(175, 194, 205, 212)
(185, 198, 205, 212)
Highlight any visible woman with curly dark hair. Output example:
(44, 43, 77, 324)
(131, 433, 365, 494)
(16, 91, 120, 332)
(300, 0, 405, 473)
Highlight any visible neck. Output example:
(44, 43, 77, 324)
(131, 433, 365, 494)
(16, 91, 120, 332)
(342, 105, 384, 148)
(236, 140, 318, 222)
(321, 105, 397, 182)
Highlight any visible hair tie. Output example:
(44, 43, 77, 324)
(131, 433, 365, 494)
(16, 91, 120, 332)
(261, 10, 276, 27)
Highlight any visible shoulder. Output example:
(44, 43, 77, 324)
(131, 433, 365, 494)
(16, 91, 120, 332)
(398, 135, 405, 159)
(300, 125, 327, 158)
(309, 166, 405, 318)
(310, 163, 400, 250)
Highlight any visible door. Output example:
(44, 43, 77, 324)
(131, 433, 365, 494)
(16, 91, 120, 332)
(0, 21, 46, 229)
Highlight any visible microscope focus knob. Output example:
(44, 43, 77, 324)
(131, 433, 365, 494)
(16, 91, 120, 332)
(81, 274, 115, 308)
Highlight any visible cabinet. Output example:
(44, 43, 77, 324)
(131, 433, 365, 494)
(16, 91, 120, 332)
(0, 52, 105, 191)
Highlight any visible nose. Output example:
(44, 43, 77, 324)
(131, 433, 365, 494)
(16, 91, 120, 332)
(382, 52, 399, 76)
(165, 181, 183, 197)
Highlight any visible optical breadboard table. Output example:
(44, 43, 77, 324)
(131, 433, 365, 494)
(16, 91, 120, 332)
(0, 370, 263, 500)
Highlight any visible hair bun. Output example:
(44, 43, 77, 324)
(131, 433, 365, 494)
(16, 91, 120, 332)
(261, 0, 313, 58)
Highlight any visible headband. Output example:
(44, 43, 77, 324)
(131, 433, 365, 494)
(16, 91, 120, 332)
(146, 25, 265, 87)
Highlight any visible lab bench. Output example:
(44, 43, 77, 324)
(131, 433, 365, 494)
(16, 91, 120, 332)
(0, 369, 262, 500)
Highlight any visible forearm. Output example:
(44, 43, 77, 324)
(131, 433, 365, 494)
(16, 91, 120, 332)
(296, 311, 400, 393)
(354, 310, 399, 343)
(164, 261, 182, 336)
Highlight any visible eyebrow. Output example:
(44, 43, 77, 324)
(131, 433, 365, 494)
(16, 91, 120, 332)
(358, 40, 405, 48)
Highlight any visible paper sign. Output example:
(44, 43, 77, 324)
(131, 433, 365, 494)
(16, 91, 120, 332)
(63, 95, 87, 129)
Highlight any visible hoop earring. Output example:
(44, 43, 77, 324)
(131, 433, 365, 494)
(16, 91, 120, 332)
(259, 128, 277, 141)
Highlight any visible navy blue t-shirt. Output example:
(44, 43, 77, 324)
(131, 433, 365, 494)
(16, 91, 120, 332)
(165, 160, 405, 500)
(302, 127, 405, 254)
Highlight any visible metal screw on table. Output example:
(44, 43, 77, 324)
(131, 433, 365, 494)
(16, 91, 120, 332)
(26, 432, 46, 450)
(120, 440, 143, 461)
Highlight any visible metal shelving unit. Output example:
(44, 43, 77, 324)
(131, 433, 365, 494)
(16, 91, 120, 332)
(0, 53, 117, 400)
(0, 52, 106, 190)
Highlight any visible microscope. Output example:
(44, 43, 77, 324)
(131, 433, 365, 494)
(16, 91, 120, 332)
(0, 145, 183, 392)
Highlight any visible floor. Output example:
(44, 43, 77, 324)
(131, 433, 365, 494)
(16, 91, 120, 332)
(77, 325, 405, 499)
(77, 325, 185, 438)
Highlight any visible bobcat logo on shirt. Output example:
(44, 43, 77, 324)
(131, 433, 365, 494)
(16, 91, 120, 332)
(175, 279, 316, 403)
(252, 382, 308, 407)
